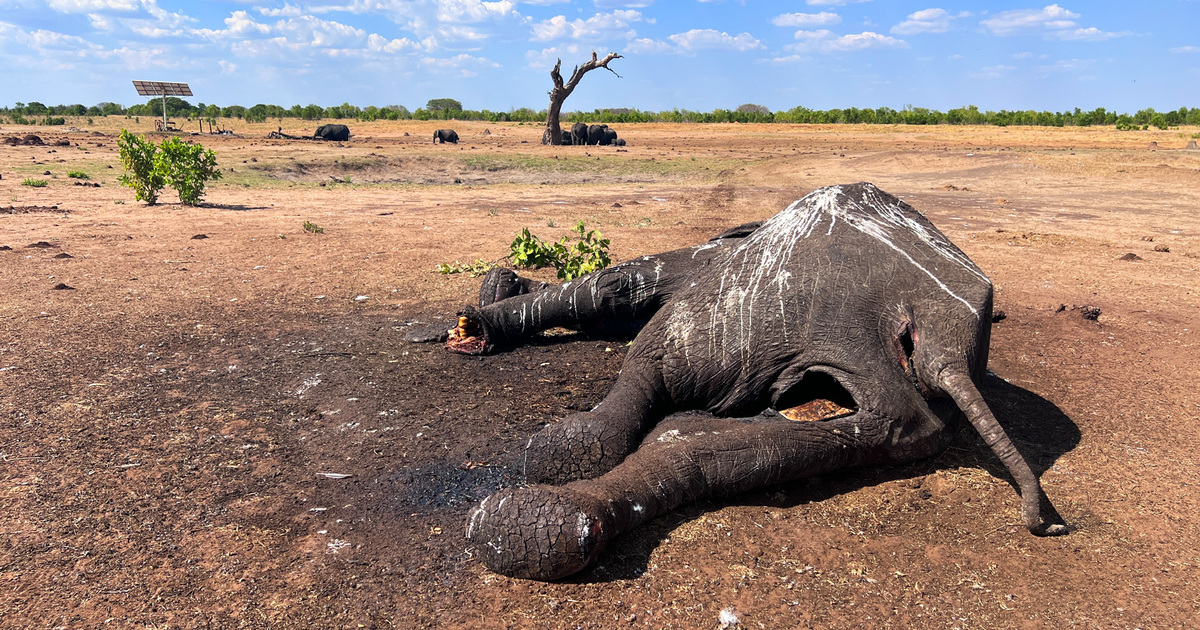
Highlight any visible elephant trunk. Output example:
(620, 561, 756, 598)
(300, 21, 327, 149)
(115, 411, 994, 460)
(938, 367, 1068, 536)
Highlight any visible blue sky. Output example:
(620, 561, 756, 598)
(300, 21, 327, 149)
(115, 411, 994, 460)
(1, 1, 1197, 113)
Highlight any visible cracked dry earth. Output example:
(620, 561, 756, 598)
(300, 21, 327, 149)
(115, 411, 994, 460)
(1, 119, 1199, 628)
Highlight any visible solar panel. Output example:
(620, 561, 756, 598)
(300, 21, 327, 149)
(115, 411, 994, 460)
(132, 81, 192, 97)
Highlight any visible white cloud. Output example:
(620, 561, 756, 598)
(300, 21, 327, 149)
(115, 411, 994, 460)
(787, 29, 907, 53)
(624, 37, 673, 54)
(1054, 27, 1128, 41)
(668, 29, 762, 51)
(531, 10, 643, 42)
(805, 0, 871, 6)
(308, 0, 526, 44)
(981, 4, 1079, 36)
(969, 64, 1014, 79)
(367, 32, 421, 53)
(87, 13, 114, 31)
(891, 8, 966, 35)
(1171, 45, 1199, 53)
(274, 15, 365, 48)
(524, 43, 579, 67)
(772, 12, 840, 27)
(592, 0, 653, 7)
(259, 4, 305, 18)
(44, 0, 138, 12)
(1036, 58, 1094, 72)
(436, 0, 518, 23)
(625, 29, 761, 54)
(420, 52, 499, 77)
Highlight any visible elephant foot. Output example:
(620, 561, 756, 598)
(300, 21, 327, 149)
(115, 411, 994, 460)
(466, 485, 612, 581)
(523, 422, 631, 485)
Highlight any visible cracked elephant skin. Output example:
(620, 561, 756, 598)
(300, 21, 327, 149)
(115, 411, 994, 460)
(463, 183, 1068, 581)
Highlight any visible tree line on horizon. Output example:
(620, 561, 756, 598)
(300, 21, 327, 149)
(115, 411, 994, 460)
(3, 98, 1198, 130)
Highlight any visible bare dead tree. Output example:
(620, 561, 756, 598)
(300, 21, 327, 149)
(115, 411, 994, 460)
(541, 51, 623, 145)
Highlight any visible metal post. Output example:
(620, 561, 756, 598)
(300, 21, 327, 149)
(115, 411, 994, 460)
(162, 93, 168, 129)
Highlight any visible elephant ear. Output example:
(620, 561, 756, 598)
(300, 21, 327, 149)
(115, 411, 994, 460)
(710, 222, 763, 241)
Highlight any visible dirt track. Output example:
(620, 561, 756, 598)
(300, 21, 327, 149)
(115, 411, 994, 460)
(2, 118, 1199, 628)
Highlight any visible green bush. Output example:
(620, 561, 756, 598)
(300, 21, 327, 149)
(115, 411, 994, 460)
(40, 116, 66, 126)
(302, 220, 324, 234)
(21, 178, 48, 187)
(117, 130, 166, 204)
(117, 129, 221, 205)
(67, 171, 89, 179)
(509, 222, 611, 281)
(157, 136, 221, 205)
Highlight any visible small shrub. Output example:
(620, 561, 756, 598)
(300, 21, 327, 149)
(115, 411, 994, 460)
(302, 220, 325, 234)
(40, 116, 66, 126)
(117, 129, 166, 204)
(21, 178, 48, 187)
(553, 222, 611, 280)
(157, 136, 221, 205)
(509, 228, 558, 269)
(117, 130, 221, 205)
(438, 259, 498, 277)
(509, 222, 611, 281)
(67, 171, 89, 179)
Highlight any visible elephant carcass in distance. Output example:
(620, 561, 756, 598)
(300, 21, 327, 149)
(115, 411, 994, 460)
(463, 182, 1068, 581)
(313, 124, 350, 141)
(433, 129, 459, 144)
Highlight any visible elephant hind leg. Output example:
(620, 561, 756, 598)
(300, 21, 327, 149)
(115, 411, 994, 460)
(472, 413, 880, 580)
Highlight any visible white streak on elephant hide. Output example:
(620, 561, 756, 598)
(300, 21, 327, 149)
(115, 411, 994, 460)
(711, 183, 987, 369)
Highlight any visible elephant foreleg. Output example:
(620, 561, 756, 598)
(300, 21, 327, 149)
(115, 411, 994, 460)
(446, 261, 672, 355)
(468, 413, 877, 580)
(523, 355, 669, 485)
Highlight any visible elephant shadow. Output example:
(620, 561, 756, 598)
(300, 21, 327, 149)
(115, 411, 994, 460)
(571, 372, 1081, 584)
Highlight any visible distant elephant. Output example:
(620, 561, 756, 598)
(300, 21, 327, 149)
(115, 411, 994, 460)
(586, 124, 608, 146)
(560, 130, 572, 145)
(597, 128, 618, 146)
(613, 138, 627, 147)
(433, 129, 459, 144)
(313, 124, 350, 141)
(571, 122, 589, 146)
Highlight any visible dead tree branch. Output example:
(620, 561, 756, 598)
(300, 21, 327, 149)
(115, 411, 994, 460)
(542, 51, 623, 145)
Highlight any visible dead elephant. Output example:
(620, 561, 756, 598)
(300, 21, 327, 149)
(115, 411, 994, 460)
(313, 124, 350, 141)
(463, 182, 1068, 580)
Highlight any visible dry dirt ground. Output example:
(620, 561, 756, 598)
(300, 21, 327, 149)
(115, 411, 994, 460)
(2, 118, 1199, 629)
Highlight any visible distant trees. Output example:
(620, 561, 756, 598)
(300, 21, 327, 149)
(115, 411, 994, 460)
(2, 98, 1199, 131)
(736, 103, 770, 115)
(426, 98, 463, 113)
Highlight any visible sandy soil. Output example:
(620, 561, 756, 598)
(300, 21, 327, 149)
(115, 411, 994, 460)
(2, 117, 1199, 629)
